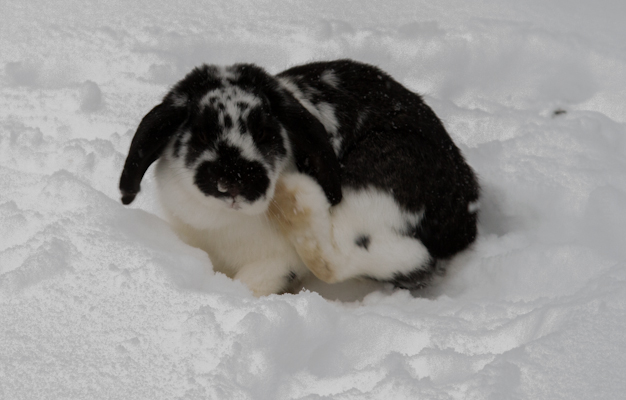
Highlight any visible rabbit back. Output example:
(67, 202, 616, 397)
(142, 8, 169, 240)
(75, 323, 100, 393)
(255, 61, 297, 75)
(276, 60, 480, 288)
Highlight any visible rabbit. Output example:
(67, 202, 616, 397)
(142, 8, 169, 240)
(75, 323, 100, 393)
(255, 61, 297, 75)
(119, 59, 480, 296)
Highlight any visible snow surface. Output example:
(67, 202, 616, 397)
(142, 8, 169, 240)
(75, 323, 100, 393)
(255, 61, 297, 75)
(2, 0, 626, 398)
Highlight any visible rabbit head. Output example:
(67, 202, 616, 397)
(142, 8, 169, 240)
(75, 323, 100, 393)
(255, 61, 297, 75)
(119, 64, 342, 214)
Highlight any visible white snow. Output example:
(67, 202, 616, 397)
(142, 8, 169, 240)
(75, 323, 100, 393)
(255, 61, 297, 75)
(2, 0, 626, 398)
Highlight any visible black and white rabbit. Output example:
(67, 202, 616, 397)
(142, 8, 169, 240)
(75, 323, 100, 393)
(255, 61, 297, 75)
(119, 59, 480, 296)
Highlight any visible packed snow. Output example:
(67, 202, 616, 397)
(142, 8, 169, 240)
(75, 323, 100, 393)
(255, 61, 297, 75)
(2, 0, 626, 398)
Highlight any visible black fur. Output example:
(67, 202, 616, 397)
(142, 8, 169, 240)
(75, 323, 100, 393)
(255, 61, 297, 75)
(355, 235, 371, 250)
(389, 259, 440, 290)
(119, 102, 187, 204)
(287, 271, 298, 283)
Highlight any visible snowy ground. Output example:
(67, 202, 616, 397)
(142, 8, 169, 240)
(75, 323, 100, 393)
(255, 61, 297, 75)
(2, 0, 626, 398)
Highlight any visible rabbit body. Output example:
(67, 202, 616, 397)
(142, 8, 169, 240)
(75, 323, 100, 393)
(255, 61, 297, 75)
(119, 60, 480, 296)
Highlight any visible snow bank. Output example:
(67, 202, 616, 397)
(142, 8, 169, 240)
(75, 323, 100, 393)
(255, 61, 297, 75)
(2, 0, 626, 398)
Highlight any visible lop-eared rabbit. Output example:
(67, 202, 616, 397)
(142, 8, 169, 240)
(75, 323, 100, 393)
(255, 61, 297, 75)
(119, 59, 479, 296)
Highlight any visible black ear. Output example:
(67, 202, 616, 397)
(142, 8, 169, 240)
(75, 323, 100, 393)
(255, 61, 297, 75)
(119, 102, 187, 205)
(267, 89, 343, 205)
(282, 102, 342, 205)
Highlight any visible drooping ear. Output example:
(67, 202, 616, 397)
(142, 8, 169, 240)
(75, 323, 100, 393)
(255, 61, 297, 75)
(119, 102, 187, 205)
(225, 63, 341, 205)
(277, 98, 342, 205)
(257, 80, 342, 205)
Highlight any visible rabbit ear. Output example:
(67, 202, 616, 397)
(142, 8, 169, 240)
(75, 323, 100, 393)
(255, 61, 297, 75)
(267, 90, 342, 205)
(119, 102, 187, 205)
(233, 64, 342, 205)
(281, 101, 342, 205)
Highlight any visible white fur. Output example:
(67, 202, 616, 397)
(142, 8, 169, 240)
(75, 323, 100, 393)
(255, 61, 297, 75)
(330, 188, 429, 281)
(200, 86, 260, 110)
(157, 138, 431, 293)
(217, 65, 238, 83)
(279, 173, 431, 283)
(316, 102, 342, 153)
(195, 149, 217, 164)
(155, 141, 307, 296)
(320, 70, 340, 88)
(224, 129, 267, 166)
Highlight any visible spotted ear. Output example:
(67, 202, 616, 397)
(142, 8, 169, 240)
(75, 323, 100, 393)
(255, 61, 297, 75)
(232, 63, 341, 205)
(119, 102, 187, 205)
(231, 64, 341, 205)
(279, 99, 342, 205)
(264, 87, 342, 206)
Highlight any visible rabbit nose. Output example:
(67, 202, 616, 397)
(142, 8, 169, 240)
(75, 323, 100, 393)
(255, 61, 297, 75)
(217, 181, 228, 193)
(217, 180, 240, 198)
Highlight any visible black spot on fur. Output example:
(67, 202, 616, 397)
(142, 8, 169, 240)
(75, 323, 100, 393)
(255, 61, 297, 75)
(355, 234, 371, 250)
(172, 136, 182, 158)
(361, 259, 440, 291)
(389, 258, 439, 290)
(223, 114, 233, 130)
(287, 271, 298, 283)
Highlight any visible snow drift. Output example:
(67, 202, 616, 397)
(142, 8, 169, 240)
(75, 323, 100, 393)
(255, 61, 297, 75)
(2, 0, 626, 398)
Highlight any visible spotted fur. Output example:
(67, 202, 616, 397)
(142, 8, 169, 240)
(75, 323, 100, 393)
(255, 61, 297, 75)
(119, 59, 480, 295)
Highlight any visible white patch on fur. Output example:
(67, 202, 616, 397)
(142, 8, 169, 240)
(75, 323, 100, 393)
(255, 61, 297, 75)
(278, 77, 343, 154)
(171, 93, 188, 107)
(320, 70, 340, 88)
(303, 84, 320, 98)
(355, 110, 368, 131)
(171, 131, 217, 169)
(279, 126, 293, 166)
(196, 149, 217, 164)
(200, 87, 260, 109)
(468, 200, 480, 213)
(224, 129, 266, 164)
(279, 173, 431, 283)
(218, 65, 238, 82)
(316, 102, 342, 153)
(197, 86, 268, 168)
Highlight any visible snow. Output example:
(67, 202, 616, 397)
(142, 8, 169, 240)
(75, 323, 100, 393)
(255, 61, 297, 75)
(2, 0, 626, 398)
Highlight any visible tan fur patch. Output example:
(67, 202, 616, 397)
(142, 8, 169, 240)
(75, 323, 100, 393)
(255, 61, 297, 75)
(268, 179, 337, 283)
(267, 180, 311, 233)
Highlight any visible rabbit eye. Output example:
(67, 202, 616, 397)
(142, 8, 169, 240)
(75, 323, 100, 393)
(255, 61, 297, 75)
(246, 107, 274, 143)
(256, 128, 272, 143)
